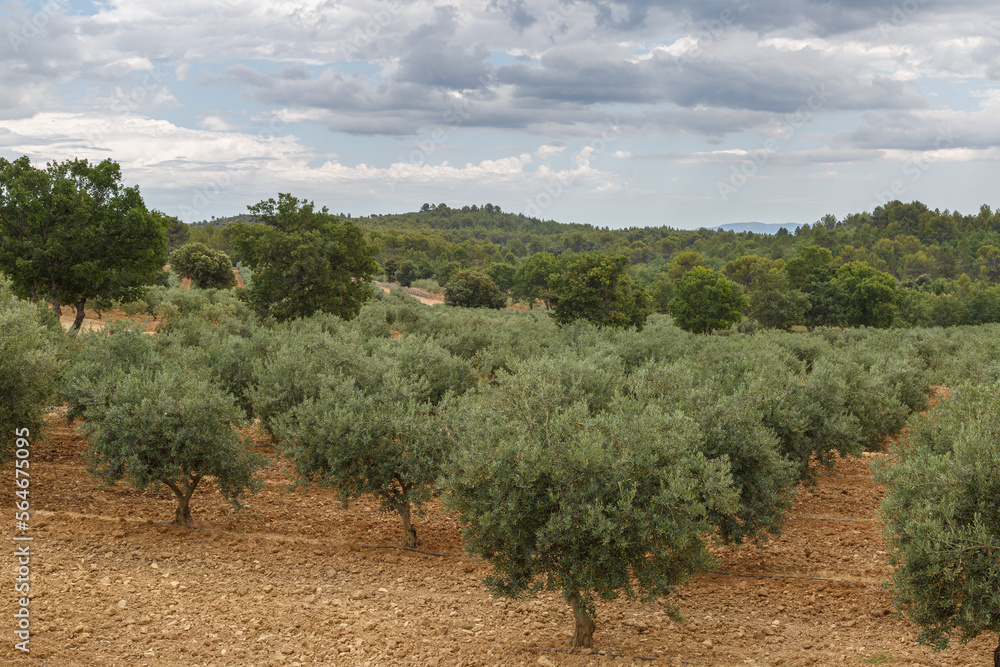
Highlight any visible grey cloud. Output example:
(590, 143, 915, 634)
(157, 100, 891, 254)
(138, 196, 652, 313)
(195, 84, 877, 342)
(575, 0, 976, 36)
(497, 42, 926, 114)
(393, 6, 495, 90)
(396, 41, 494, 89)
(280, 65, 312, 81)
(489, 0, 538, 31)
(200, 64, 275, 88)
(833, 110, 999, 151)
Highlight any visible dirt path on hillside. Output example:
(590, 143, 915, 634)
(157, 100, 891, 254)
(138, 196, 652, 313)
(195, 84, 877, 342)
(0, 399, 991, 666)
(376, 281, 444, 306)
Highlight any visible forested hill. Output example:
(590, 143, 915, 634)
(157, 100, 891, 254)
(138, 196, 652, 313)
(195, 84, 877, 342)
(356, 200, 1000, 282)
(182, 199, 1000, 284)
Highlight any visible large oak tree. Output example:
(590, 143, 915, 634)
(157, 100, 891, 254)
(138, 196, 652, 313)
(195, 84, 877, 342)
(0, 156, 168, 332)
(230, 194, 378, 322)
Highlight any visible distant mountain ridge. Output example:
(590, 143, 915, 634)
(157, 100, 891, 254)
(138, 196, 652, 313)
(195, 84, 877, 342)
(714, 222, 803, 234)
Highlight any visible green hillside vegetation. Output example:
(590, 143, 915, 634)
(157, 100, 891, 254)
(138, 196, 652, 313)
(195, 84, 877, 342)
(169, 198, 1000, 330)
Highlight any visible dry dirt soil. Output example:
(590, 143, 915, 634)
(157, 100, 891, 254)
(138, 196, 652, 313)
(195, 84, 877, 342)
(1, 403, 993, 667)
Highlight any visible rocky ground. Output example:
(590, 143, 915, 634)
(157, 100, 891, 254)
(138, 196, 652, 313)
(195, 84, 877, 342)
(1, 405, 993, 666)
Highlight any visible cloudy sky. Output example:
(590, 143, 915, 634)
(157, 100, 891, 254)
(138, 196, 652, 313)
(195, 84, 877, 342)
(1, 0, 998, 229)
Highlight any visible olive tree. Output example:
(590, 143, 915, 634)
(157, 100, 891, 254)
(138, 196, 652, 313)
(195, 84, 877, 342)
(442, 364, 736, 647)
(247, 319, 368, 437)
(628, 359, 798, 544)
(82, 363, 265, 526)
(276, 368, 448, 547)
(0, 294, 63, 460)
(875, 380, 1000, 665)
(61, 320, 162, 422)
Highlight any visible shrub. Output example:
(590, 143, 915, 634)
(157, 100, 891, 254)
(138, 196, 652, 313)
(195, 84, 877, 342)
(445, 270, 506, 309)
(82, 363, 265, 526)
(875, 380, 1000, 662)
(443, 375, 736, 648)
(0, 296, 64, 460)
(170, 242, 237, 290)
(276, 367, 447, 547)
(410, 278, 442, 294)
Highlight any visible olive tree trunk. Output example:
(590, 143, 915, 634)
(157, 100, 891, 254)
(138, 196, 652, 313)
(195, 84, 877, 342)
(568, 589, 595, 648)
(394, 500, 417, 548)
(391, 477, 418, 547)
(164, 475, 201, 527)
(994, 635, 1000, 667)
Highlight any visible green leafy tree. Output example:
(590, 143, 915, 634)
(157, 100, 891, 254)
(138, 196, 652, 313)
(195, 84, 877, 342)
(977, 245, 1000, 282)
(833, 261, 901, 328)
(0, 295, 63, 460)
(669, 266, 747, 334)
(875, 381, 1000, 664)
(512, 252, 558, 309)
(723, 254, 775, 290)
(549, 253, 650, 330)
(802, 270, 846, 328)
(382, 258, 399, 281)
(649, 276, 674, 314)
(748, 269, 810, 330)
(445, 270, 506, 309)
(484, 262, 516, 295)
(396, 259, 419, 287)
(169, 242, 236, 289)
(442, 368, 737, 647)
(230, 194, 378, 322)
(82, 362, 265, 526)
(276, 364, 449, 548)
(785, 246, 833, 287)
(165, 217, 190, 255)
(0, 156, 169, 332)
(435, 261, 461, 285)
(666, 251, 707, 280)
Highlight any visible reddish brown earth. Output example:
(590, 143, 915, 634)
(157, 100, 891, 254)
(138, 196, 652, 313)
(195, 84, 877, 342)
(1, 404, 992, 666)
